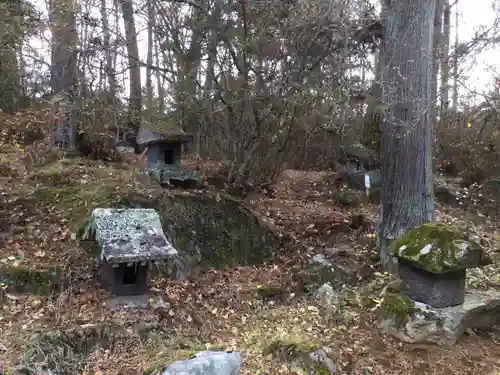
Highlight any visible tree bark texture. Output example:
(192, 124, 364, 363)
(378, 0, 437, 264)
(121, 0, 142, 130)
(50, 0, 78, 149)
(440, 0, 450, 114)
(146, 0, 154, 109)
(430, 0, 444, 124)
(362, 0, 390, 155)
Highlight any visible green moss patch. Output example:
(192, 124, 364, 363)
(389, 223, 490, 273)
(377, 293, 418, 328)
(121, 191, 280, 269)
(262, 339, 333, 374)
(35, 184, 145, 232)
(0, 265, 60, 295)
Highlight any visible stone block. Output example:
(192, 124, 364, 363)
(398, 258, 465, 308)
(163, 351, 241, 375)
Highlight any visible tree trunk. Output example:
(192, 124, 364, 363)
(451, 2, 459, 109)
(146, 0, 154, 109)
(50, 0, 78, 150)
(430, 0, 444, 123)
(0, 0, 24, 112)
(121, 0, 142, 142)
(362, 0, 390, 155)
(0, 49, 20, 113)
(100, 0, 118, 137)
(377, 0, 437, 265)
(440, 0, 450, 114)
(176, 6, 203, 135)
(155, 35, 165, 113)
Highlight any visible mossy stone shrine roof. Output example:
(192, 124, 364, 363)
(82, 208, 178, 264)
(389, 223, 492, 274)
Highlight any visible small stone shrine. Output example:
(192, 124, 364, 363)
(136, 126, 200, 188)
(390, 223, 492, 308)
(82, 208, 178, 296)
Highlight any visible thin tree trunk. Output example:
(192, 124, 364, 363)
(101, 0, 118, 137)
(50, 0, 78, 150)
(120, 0, 142, 140)
(451, 1, 459, 109)
(378, 0, 437, 265)
(440, 0, 450, 114)
(362, 0, 390, 155)
(155, 35, 165, 113)
(146, 0, 154, 109)
(430, 0, 444, 123)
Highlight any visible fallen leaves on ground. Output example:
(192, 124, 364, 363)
(0, 139, 499, 375)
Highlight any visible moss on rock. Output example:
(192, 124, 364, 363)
(35, 184, 127, 231)
(377, 292, 417, 328)
(126, 191, 280, 268)
(262, 339, 322, 360)
(262, 339, 334, 374)
(389, 223, 491, 273)
(35, 166, 280, 270)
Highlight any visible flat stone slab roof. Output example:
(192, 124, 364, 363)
(83, 208, 178, 264)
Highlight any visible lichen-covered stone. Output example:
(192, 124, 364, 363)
(389, 223, 492, 273)
(82, 208, 178, 264)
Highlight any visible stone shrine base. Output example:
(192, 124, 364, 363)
(377, 291, 500, 345)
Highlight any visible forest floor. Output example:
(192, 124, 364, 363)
(0, 144, 500, 375)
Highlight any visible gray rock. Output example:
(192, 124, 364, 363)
(377, 291, 500, 345)
(435, 185, 459, 205)
(314, 283, 337, 304)
(308, 347, 338, 374)
(104, 294, 169, 312)
(163, 351, 241, 375)
(309, 254, 356, 286)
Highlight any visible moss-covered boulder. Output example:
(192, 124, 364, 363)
(122, 191, 280, 269)
(389, 223, 492, 273)
(35, 183, 280, 270)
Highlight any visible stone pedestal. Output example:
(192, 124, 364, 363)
(398, 258, 465, 308)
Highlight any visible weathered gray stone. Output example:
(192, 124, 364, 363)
(435, 185, 459, 205)
(83, 208, 178, 264)
(308, 347, 338, 374)
(398, 258, 466, 308)
(104, 294, 169, 312)
(162, 351, 241, 375)
(148, 165, 201, 187)
(378, 291, 500, 345)
(309, 254, 356, 286)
